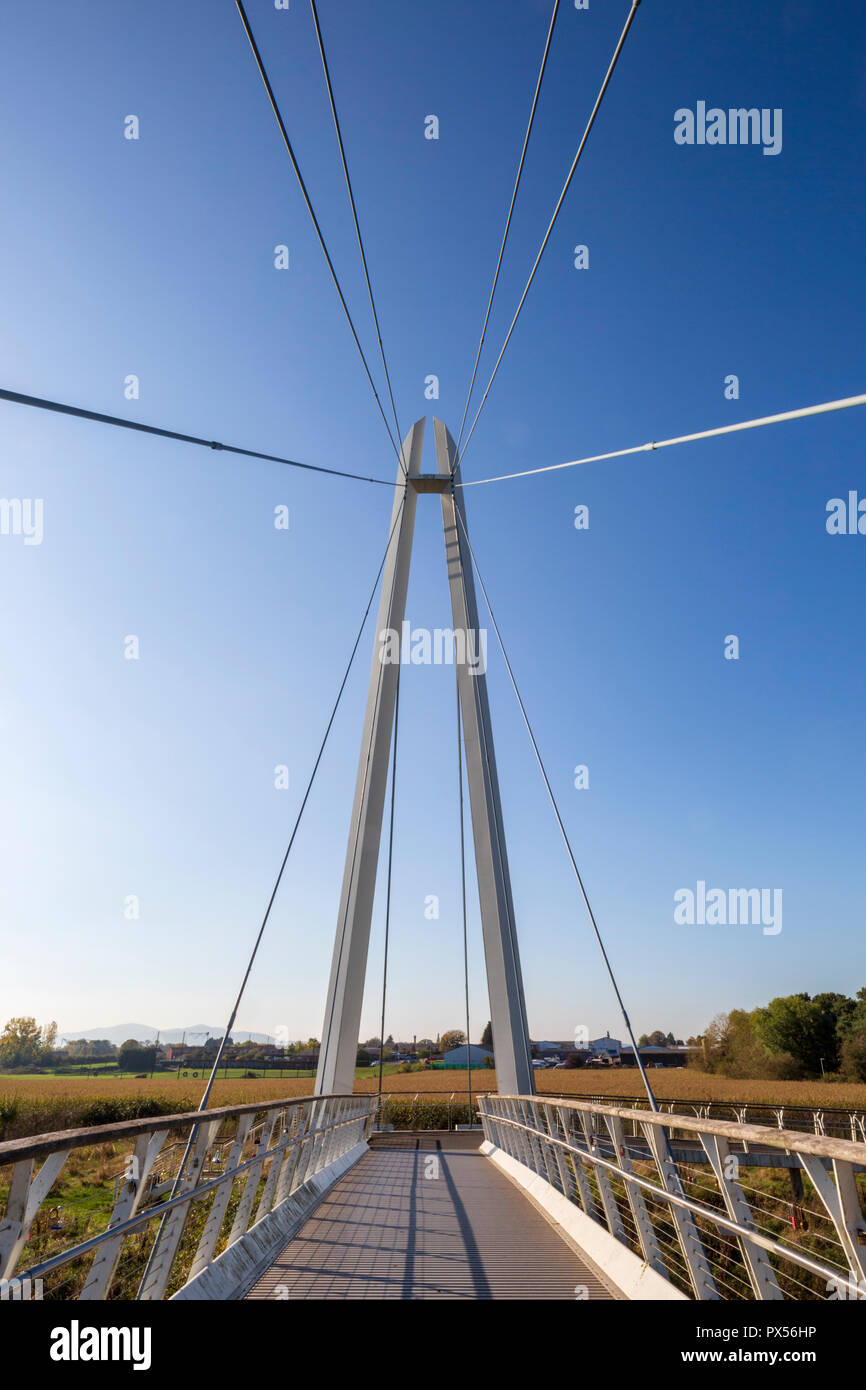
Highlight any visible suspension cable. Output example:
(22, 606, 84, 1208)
(456, 670, 472, 1120)
(457, 0, 643, 470)
(235, 0, 403, 468)
(309, 0, 404, 464)
(137, 496, 407, 1297)
(376, 664, 400, 1112)
(0, 386, 398, 486)
(457, 391, 866, 487)
(452, 504, 660, 1112)
(455, 0, 560, 457)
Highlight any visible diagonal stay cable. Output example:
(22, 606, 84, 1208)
(309, 0, 404, 458)
(235, 0, 403, 471)
(456, 391, 866, 487)
(136, 496, 406, 1297)
(452, 503, 660, 1112)
(0, 386, 395, 486)
(455, 0, 560, 458)
(457, 0, 643, 472)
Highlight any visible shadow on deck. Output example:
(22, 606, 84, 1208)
(246, 1132, 618, 1300)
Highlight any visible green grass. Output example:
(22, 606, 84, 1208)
(4, 1070, 149, 1081)
(3, 1062, 412, 1083)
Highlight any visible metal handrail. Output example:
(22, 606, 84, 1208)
(492, 1094, 866, 1164)
(479, 1094, 866, 1302)
(543, 1090, 866, 1135)
(0, 1092, 362, 1164)
(0, 1094, 375, 1300)
(479, 1100, 862, 1297)
(13, 1102, 372, 1285)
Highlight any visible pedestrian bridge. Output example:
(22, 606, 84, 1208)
(3, 1092, 865, 1301)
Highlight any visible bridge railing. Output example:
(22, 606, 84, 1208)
(546, 1090, 866, 1145)
(479, 1094, 866, 1301)
(0, 1093, 373, 1300)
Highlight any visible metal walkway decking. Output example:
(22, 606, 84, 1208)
(246, 1134, 617, 1300)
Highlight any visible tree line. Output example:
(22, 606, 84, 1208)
(691, 989, 866, 1081)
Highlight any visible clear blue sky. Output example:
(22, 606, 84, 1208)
(0, 0, 864, 1046)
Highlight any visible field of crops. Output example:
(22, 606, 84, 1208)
(2, 1065, 866, 1142)
(539, 1069, 866, 1109)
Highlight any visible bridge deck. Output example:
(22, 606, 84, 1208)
(246, 1133, 618, 1300)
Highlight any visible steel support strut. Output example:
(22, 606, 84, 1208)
(435, 420, 534, 1095)
(316, 418, 533, 1098)
(315, 422, 424, 1095)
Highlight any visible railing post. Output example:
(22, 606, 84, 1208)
(506, 1099, 523, 1161)
(319, 1098, 345, 1169)
(535, 1104, 561, 1192)
(604, 1114, 666, 1275)
(798, 1154, 866, 1284)
(137, 1118, 221, 1301)
(295, 1099, 327, 1188)
(641, 1120, 719, 1299)
(255, 1108, 293, 1222)
(576, 1111, 627, 1245)
(224, 1109, 281, 1252)
(287, 1105, 315, 1196)
(548, 1106, 574, 1200)
(81, 1130, 168, 1300)
(521, 1099, 548, 1178)
(273, 1107, 305, 1206)
(0, 1152, 67, 1281)
(189, 1114, 254, 1279)
(559, 1108, 595, 1215)
(699, 1133, 783, 1300)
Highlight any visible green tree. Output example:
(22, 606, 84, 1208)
(440, 1029, 466, 1053)
(754, 993, 850, 1076)
(480, 1021, 493, 1050)
(118, 1040, 157, 1073)
(0, 1017, 56, 1069)
(690, 1011, 779, 1078)
(837, 987, 866, 1042)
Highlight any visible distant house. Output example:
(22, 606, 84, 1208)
(441, 1044, 493, 1068)
(289, 1052, 320, 1070)
(589, 1035, 622, 1057)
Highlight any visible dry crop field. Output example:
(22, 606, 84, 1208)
(2, 1066, 866, 1136)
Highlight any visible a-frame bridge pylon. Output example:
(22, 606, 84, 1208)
(315, 419, 534, 1097)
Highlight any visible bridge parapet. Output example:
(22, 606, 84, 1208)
(0, 1093, 374, 1301)
(479, 1094, 866, 1301)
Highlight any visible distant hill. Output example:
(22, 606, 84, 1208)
(59, 1024, 275, 1047)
